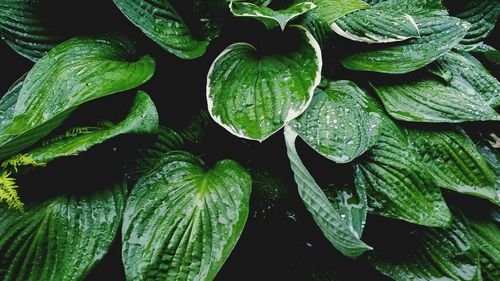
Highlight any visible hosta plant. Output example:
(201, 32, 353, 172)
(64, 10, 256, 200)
(0, 0, 499, 280)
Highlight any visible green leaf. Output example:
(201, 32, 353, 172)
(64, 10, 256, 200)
(365, 0, 446, 15)
(300, 11, 332, 47)
(0, 0, 63, 61)
(473, 134, 500, 189)
(113, 0, 225, 59)
(332, 4, 420, 43)
(370, 212, 482, 281)
(466, 215, 500, 281)
(304, 0, 370, 26)
(284, 126, 372, 258)
(455, 0, 500, 47)
(207, 25, 322, 141)
(122, 151, 251, 281)
(371, 76, 500, 123)
(472, 44, 500, 64)
(0, 35, 155, 159)
(0, 179, 127, 281)
(2, 92, 158, 168)
(355, 115, 451, 227)
(408, 128, 499, 205)
(341, 15, 470, 73)
(433, 52, 500, 109)
(230, 1, 316, 30)
(290, 80, 381, 163)
(0, 74, 24, 132)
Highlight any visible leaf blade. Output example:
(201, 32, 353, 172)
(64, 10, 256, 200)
(355, 115, 451, 227)
(122, 151, 251, 281)
(0, 35, 155, 159)
(284, 126, 372, 258)
(206, 26, 322, 141)
(0, 179, 127, 281)
(290, 80, 382, 163)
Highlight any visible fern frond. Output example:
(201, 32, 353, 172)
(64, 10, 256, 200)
(0, 171, 23, 210)
(1, 154, 45, 172)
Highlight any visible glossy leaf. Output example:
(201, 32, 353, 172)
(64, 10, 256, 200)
(455, 0, 500, 47)
(434, 52, 500, 108)
(370, 213, 481, 281)
(0, 74, 24, 133)
(0, 35, 155, 159)
(355, 115, 451, 227)
(371, 76, 500, 123)
(409, 128, 499, 205)
(472, 44, 500, 64)
(300, 11, 332, 47)
(0, 179, 127, 281)
(0, 0, 63, 61)
(473, 134, 500, 189)
(207, 26, 322, 141)
(122, 151, 251, 281)
(285, 126, 372, 258)
(113, 0, 225, 59)
(365, 0, 446, 15)
(342, 15, 469, 73)
(230, 1, 316, 30)
(332, 4, 420, 43)
(304, 0, 370, 26)
(290, 80, 381, 163)
(2, 92, 158, 167)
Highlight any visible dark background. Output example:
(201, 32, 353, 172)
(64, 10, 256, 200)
(1, 1, 498, 280)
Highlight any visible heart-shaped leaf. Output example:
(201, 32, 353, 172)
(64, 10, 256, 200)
(2, 91, 158, 168)
(113, 0, 226, 59)
(355, 115, 451, 227)
(284, 126, 372, 258)
(0, 0, 63, 61)
(290, 80, 381, 163)
(122, 151, 251, 281)
(207, 25, 322, 141)
(230, 1, 316, 30)
(0, 35, 155, 159)
(0, 179, 127, 281)
(371, 76, 499, 123)
(408, 128, 499, 205)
